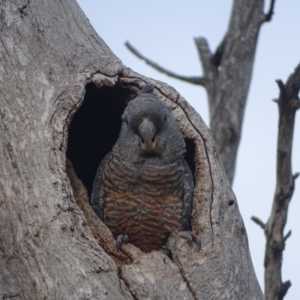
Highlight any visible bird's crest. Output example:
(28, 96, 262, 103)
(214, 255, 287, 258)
(141, 84, 154, 94)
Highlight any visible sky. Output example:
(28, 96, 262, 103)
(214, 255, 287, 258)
(76, 1, 300, 298)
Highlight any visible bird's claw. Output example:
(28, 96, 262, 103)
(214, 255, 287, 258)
(116, 234, 129, 250)
(178, 231, 201, 251)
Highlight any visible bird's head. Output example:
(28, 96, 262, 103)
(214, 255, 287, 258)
(114, 84, 186, 163)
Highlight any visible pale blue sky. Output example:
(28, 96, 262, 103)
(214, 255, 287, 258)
(77, 1, 300, 298)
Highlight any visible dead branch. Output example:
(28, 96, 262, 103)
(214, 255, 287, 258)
(251, 216, 266, 229)
(126, 2, 276, 186)
(125, 41, 206, 86)
(265, 0, 276, 22)
(263, 62, 300, 300)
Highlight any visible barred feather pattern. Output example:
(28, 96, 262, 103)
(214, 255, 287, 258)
(102, 154, 185, 252)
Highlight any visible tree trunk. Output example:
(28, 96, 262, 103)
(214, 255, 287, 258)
(0, 0, 263, 299)
(195, 0, 273, 184)
(126, 0, 275, 185)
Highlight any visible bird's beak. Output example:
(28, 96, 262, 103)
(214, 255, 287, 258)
(138, 118, 157, 154)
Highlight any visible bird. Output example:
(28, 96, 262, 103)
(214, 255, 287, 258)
(91, 84, 196, 252)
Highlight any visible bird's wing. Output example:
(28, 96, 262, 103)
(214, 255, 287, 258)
(90, 152, 113, 220)
(180, 158, 194, 231)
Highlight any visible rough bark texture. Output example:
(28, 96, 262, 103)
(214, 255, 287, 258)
(252, 64, 300, 300)
(195, 0, 269, 184)
(126, 0, 274, 185)
(0, 0, 263, 299)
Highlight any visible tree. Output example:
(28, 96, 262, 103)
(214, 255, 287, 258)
(252, 65, 300, 300)
(0, 0, 263, 299)
(126, 0, 276, 185)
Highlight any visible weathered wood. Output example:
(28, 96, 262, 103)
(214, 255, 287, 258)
(195, 0, 274, 184)
(263, 65, 300, 300)
(0, 0, 263, 299)
(126, 0, 276, 185)
(0, 1, 131, 299)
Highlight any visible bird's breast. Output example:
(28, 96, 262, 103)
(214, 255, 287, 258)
(102, 155, 185, 252)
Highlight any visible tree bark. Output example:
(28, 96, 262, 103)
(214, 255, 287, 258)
(194, 0, 266, 184)
(252, 64, 300, 300)
(0, 0, 263, 299)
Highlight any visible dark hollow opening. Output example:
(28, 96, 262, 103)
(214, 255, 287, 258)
(184, 138, 196, 182)
(67, 83, 131, 197)
(67, 83, 197, 198)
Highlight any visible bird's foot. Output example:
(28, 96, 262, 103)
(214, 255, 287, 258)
(178, 231, 201, 251)
(116, 234, 129, 250)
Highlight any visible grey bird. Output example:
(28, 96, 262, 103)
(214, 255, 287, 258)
(91, 84, 199, 252)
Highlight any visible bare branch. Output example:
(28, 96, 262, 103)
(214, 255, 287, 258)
(125, 41, 206, 86)
(251, 216, 265, 229)
(283, 230, 292, 242)
(265, 0, 276, 22)
(275, 79, 286, 96)
(279, 281, 292, 299)
(194, 37, 213, 77)
(264, 62, 300, 300)
(293, 172, 300, 180)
